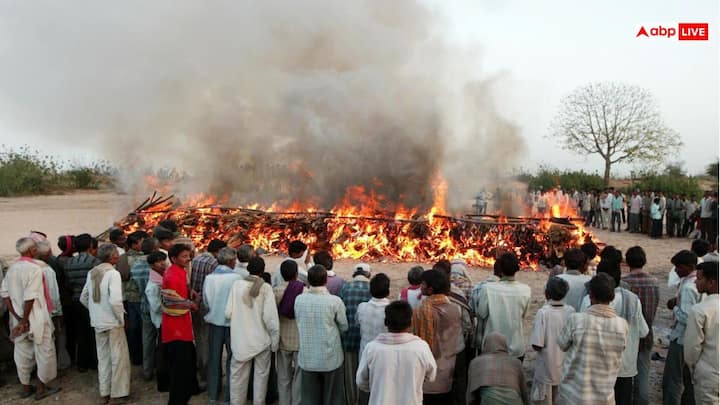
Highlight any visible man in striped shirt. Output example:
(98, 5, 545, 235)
(622, 246, 660, 405)
(557, 273, 628, 405)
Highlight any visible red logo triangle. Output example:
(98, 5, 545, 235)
(636, 26, 649, 37)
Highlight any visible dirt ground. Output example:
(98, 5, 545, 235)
(0, 191, 694, 404)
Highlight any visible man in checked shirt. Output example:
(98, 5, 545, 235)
(621, 246, 660, 405)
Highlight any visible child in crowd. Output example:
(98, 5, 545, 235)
(530, 276, 575, 405)
(398, 266, 424, 309)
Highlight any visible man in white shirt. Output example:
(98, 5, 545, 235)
(80, 243, 130, 403)
(272, 241, 311, 287)
(1, 237, 61, 400)
(476, 252, 531, 360)
(35, 239, 71, 370)
(81, 243, 130, 403)
(356, 301, 437, 405)
(356, 273, 391, 405)
(225, 256, 279, 405)
(684, 262, 719, 405)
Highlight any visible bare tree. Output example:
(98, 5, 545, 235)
(549, 82, 681, 185)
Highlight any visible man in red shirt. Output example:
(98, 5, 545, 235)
(162, 244, 200, 405)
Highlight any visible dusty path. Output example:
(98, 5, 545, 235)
(0, 192, 693, 404)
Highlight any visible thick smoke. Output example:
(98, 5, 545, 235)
(0, 0, 525, 211)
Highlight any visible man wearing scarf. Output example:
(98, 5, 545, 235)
(273, 260, 307, 405)
(225, 256, 279, 405)
(81, 243, 130, 403)
(34, 239, 71, 371)
(162, 243, 201, 405)
(1, 237, 61, 400)
(412, 269, 461, 405)
(203, 247, 242, 405)
(356, 301, 436, 405)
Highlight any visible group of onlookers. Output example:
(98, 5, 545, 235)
(538, 187, 719, 241)
(0, 222, 717, 405)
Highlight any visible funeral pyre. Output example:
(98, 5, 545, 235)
(110, 188, 595, 269)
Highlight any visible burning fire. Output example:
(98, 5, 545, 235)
(119, 181, 593, 269)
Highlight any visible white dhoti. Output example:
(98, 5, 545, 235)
(230, 350, 272, 405)
(96, 327, 131, 398)
(14, 324, 57, 385)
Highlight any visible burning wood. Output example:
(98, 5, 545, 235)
(108, 193, 595, 269)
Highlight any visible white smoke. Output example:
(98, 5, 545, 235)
(0, 0, 525, 211)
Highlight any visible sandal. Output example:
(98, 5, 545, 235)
(18, 386, 36, 399)
(34, 386, 61, 401)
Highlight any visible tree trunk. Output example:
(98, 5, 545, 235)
(604, 159, 611, 186)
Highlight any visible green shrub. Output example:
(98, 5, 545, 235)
(0, 146, 114, 196)
(631, 173, 703, 200)
(518, 166, 605, 191)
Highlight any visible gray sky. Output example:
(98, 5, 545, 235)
(0, 0, 717, 177)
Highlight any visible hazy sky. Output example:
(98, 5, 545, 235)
(0, 0, 717, 176)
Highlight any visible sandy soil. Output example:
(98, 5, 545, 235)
(0, 192, 693, 404)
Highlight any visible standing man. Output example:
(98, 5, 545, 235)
(1, 237, 61, 400)
(557, 248, 592, 312)
(476, 252, 531, 361)
(295, 265, 348, 405)
(272, 241, 311, 287)
(641, 191, 652, 235)
(80, 244, 131, 404)
(622, 246, 660, 405)
(700, 191, 712, 241)
(339, 263, 372, 405)
(663, 250, 701, 405)
(225, 256, 279, 405)
(190, 239, 226, 388)
(628, 191, 642, 233)
(412, 269, 461, 404)
(274, 260, 306, 405)
(356, 301, 437, 405)
(203, 247, 242, 405)
(63, 233, 101, 371)
(557, 273, 628, 404)
(611, 190, 624, 232)
(667, 194, 683, 238)
(115, 230, 148, 367)
(130, 237, 160, 380)
(313, 251, 344, 296)
(580, 261, 649, 405)
(162, 244, 201, 405)
(469, 260, 502, 351)
(683, 195, 698, 237)
(685, 262, 719, 404)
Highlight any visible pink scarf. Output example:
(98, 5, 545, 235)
(18, 257, 54, 315)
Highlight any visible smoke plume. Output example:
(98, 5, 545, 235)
(0, 0, 525, 211)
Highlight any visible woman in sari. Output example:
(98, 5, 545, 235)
(466, 332, 528, 405)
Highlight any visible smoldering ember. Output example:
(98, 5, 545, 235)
(105, 189, 597, 268)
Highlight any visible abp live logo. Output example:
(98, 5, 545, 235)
(636, 23, 709, 40)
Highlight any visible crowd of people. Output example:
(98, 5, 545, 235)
(0, 220, 718, 405)
(529, 188, 719, 241)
